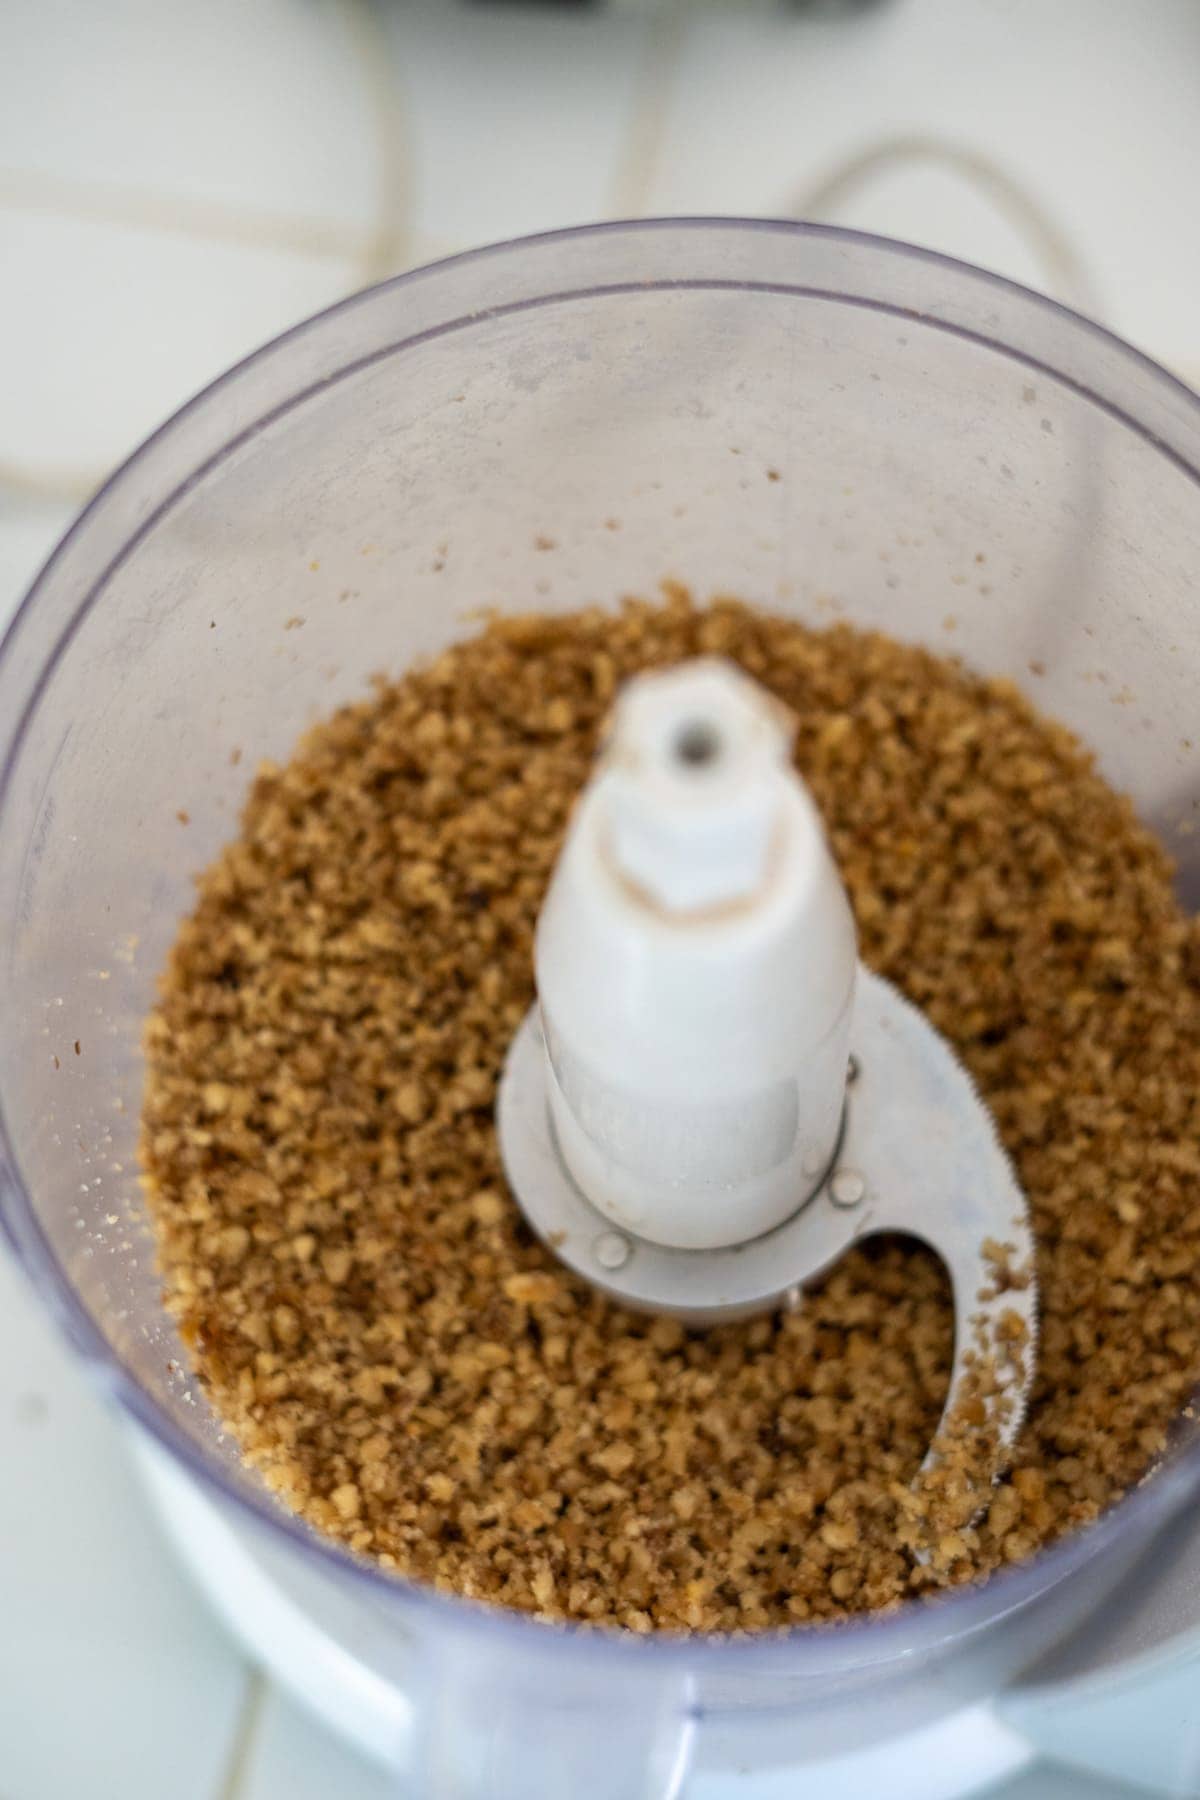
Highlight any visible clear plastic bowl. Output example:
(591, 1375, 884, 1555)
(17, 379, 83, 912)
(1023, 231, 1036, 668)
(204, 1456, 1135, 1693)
(2, 220, 1200, 1797)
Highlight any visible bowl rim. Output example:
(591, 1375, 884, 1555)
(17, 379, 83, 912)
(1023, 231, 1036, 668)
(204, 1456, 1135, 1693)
(2, 215, 1200, 1676)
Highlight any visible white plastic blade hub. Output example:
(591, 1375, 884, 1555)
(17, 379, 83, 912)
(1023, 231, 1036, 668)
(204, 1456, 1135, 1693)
(534, 658, 857, 1251)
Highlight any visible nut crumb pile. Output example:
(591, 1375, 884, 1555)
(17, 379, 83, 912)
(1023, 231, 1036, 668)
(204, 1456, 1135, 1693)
(141, 589, 1200, 1631)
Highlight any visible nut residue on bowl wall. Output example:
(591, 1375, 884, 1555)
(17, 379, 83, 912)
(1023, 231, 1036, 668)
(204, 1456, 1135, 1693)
(139, 587, 1200, 1632)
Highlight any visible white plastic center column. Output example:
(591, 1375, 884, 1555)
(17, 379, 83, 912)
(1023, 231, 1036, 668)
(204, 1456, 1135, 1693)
(535, 658, 858, 1251)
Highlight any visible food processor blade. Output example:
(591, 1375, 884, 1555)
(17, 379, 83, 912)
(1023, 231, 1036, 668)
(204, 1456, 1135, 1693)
(498, 659, 1037, 1497)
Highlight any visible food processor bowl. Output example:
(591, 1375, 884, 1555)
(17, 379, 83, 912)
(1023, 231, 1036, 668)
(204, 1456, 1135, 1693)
(2, 220, 1199, 1799)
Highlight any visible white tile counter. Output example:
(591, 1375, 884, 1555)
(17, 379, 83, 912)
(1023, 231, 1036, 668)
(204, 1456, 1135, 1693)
(1, 1, 1197, 1794)
(0, 1252, 247, 1800)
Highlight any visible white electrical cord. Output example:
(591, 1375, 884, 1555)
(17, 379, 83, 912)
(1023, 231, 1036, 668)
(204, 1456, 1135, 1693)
(787, 133, 1097, 317)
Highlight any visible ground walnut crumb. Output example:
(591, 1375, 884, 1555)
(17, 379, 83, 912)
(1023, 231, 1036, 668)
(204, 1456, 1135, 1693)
(140, 588, 1200, 1631)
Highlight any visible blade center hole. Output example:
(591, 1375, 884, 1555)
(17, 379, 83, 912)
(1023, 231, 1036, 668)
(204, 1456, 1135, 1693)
(672, 717, 723, 770)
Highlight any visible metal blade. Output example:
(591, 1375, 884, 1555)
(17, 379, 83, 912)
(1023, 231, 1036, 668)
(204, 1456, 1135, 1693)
(842, 971, 1038, 1546)
(497, 968, 1038, 1517)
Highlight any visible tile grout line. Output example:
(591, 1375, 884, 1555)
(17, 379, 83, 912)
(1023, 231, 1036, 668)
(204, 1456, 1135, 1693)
(337, 0, 417, 285)
(0, 167, 375, 265)
(213, 1667, 270, 1800)
(606, 0, 688, 220)
(0, 0, 417, 511)
(0, 1, 414, 283)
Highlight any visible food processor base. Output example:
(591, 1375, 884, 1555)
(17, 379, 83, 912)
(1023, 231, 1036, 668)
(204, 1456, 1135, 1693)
(129, 1436, 1040, 1798)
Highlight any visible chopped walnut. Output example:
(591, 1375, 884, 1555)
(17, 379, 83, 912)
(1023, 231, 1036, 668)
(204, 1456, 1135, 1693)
(141, 589, 1200, 1631)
